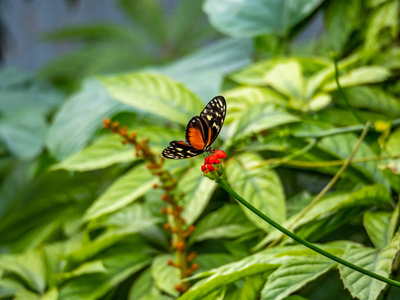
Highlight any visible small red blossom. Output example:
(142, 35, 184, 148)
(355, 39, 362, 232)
(214, 150, 226, 159)
(207, 164, 215, 172)
(208, 155, 217, 164)
(201, 165, 206, 172)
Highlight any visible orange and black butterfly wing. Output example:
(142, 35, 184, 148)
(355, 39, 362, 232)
(199, 96, 226, 146)
(162, 141, 204, 159)
(185, 116, 209, 150)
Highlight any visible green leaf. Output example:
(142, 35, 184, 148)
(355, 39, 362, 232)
(363, 211, 392, 249)
(387, 129, 400, 156)
(128, 268, 170, 300)
(83, 164, 157, 221)
(322, 66, 391, 91)
(178, 165, 218, 225)
(255, 184, 391, 249)
(195, 254, 238, 274)
(364, 0, 399, 57)
(0, 111, 47, 160)
(323, 0, 362, 54)
(55, 260, 107, 282)
(261, 256, 335, 300)
(68, 231, 155, 266)
(226, 153, 286, 232)
(0, 89, 61, 116)
(333, 86, 400, 118)
(223, 87, 287, 124)
(100, 72, 204, 126)
(239, 272, 271, 300)
(154, 38, 253, 101)
(203, 0, 324, 37)
(0, 249, 46, 293)
(52, 134, 136, 172)
(319, 133, 389, 188)
(229, 103, 299, 143)
(151, 254, 180, 297)
(47, 79, 128, 160)
(339, 233, 400, 300)
(189, 204, 257, 243)
(178, 255, 277, 300)
(53, 126, 181, 172)
(180, 242, 349, 300)
(60, 242, 152, 300)
(231, 57, 329, 87)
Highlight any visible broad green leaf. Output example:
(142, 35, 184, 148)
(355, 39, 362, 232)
(83, 164, 157, 221)
(307, 93, 332, 111)
(230, 103, 299, 142)
(0, 249, 46, 293)
(231, 57, 329, 87)
(322, 66, 391, 91)
(264, 59, 304, 99)
(239, 272, 271, 300)
(226, 153, 286, 232)
(180, 241, 349, 300)
(333, 87, 400, 118)
(91, 202, 159, 230)
(0, 89, 61, 116)
(53, 126, 181, 172)
(255, 184, 391, 249)
(261, 256, 335, 300)
(151, 254, 180, 297)
(128, 268, 171, 300)
(47, 79, 128, 160)
(178, 166, 217, 225)
(323, 0, 362, 54)
(52, 134, 136, 172)
(195, 254, 238, 274)
(203, 0, 324, 37)
(319, 133, 389, 188)
(339, 233, 400, 300)
(67, 232, 154, 266)
(53, 260, 107, 285)
(363, 211, 392, 249)
(189, 204, 257, 244)
(60, 243, 152, 300)
(154, 38, 253, 102)
(0, 111, 47, 160)
(0, 67, 34, 88)
(0, 278, 27, 298)
(387, 129, 400, 156)
(223, 87, 287, 124)
(364, 0, 399, 57)
(100, 72, 204, 126)
(178, 255, 278, 300)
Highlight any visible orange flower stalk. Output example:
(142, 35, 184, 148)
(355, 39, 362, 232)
(103, 118, 197, 293)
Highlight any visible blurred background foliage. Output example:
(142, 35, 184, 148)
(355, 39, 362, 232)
(0, 0, 400, 299)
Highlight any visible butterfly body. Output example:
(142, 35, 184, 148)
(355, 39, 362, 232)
(162, 96, 226, 159)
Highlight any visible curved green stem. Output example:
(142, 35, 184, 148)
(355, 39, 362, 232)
(216, 178, 400, 288)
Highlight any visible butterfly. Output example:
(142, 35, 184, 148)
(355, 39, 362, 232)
(162, 96, 226, 159)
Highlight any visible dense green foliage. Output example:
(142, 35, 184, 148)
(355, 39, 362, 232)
(1, 0, 400, 299)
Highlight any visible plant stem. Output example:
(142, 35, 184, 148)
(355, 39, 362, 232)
(332, 53, 364, 124)
(268, 121, 372, 248)
(216, 178, 400, 288)
(277, 154, 400, 168)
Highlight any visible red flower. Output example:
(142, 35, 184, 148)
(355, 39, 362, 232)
(214, 150, 226, 159)
(201, 150, 226, 175)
